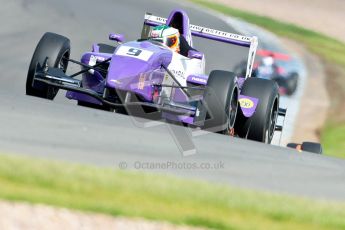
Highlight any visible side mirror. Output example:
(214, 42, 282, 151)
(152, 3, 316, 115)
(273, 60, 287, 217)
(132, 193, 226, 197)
(188, 50, 203, 60)
(109, 33, 125, 43)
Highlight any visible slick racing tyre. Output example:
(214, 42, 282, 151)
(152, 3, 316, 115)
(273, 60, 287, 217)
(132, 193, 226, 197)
(235, 77, 279, 143)
(285, 72, 298, 96)
(203, 70, 238, 135)
(26, 32, 70, 100)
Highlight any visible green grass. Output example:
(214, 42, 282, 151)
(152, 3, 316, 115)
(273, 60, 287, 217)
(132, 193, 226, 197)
(191, 0, 345, 155)
(322, 123, 345, 158)
(1, 153, 345, 230)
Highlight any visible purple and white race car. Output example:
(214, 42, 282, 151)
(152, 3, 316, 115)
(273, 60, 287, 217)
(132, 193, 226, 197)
(26, 9, 286, 144)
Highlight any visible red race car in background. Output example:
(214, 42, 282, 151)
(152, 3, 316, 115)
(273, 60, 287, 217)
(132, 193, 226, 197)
(252, 50, 299, 96)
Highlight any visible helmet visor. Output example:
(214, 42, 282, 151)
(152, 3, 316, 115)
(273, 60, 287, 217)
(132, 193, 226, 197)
(165, 34, 179, 49)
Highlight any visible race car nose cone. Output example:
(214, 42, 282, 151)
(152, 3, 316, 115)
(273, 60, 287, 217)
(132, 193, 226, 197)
(140, 41, 152, 48)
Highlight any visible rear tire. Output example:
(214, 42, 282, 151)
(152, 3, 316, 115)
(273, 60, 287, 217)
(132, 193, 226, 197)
(235, 77, 279, 143)
(203, 70, 238, 134)
(26, 32, 70, 100)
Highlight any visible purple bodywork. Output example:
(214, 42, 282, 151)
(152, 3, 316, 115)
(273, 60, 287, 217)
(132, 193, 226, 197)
(66, 9, 260, 125)
(106, 41, 172, 101)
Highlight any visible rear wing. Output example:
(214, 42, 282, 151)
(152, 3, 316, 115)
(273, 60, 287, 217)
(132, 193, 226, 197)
(142, 13, 258, 78)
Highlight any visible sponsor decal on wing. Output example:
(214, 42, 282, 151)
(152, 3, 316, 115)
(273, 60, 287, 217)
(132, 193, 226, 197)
(191, 76, 207, 84)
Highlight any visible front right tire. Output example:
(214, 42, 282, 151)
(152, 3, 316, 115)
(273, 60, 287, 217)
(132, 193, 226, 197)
(26, 32, 70, 100)
(203, 70, 238, 135)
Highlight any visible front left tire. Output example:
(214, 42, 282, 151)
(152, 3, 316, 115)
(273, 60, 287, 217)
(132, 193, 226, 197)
(235, 77, 279, 143)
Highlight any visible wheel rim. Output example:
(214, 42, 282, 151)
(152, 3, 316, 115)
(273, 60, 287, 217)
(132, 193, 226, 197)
(265, 98, 278, 143)
(47, 50, 70, 99)
(58, 50, 69, 73)
(226, 87, 238, 134)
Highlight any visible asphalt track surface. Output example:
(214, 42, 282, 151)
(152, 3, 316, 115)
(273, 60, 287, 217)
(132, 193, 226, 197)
(1, 0, 345, 200)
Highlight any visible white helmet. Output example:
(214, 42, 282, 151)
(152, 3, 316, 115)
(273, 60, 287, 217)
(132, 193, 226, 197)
(150, 25, 180, 53)
(262, 56, 274, 66)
